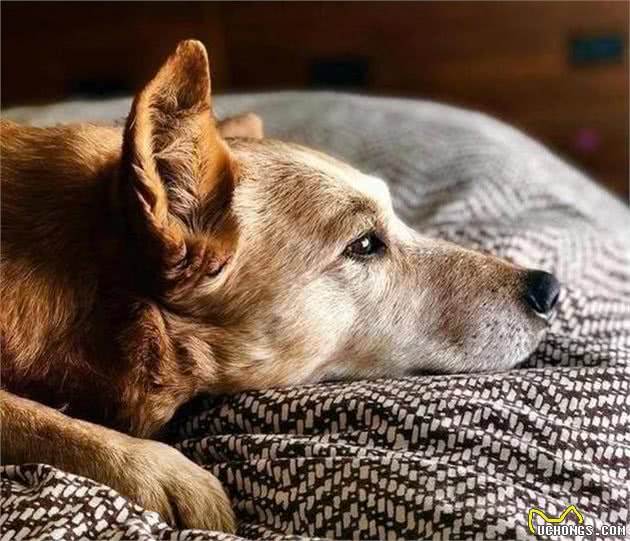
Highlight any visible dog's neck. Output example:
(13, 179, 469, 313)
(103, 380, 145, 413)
(1, 123, 222, 436)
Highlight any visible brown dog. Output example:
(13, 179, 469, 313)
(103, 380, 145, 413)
(0, 40, 560, 532)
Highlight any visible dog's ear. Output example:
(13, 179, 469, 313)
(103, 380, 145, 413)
(121, 40, 236, 291)
(218, 112, 264, 139)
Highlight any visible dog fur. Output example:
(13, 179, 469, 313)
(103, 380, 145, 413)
(0, 41, 550, 531)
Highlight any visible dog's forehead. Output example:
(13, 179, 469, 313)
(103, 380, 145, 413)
(230, 138, 392, 221)
(293, 147, 391, 206)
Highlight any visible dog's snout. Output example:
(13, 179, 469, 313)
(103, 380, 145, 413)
(524, 270, 560, 316)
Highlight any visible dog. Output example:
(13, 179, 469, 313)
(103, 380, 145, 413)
(0, 40, 560, 532)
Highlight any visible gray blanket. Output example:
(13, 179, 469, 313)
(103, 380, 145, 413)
(2, 93, 629, 541)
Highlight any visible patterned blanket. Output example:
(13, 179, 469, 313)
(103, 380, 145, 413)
(2, 93, 629, 541)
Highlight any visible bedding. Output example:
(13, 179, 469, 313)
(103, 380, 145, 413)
(2, 93, 629, 541)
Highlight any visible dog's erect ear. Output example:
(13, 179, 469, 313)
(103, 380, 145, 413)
(121, 40, 236, 290)
(218, 112, 264, 139)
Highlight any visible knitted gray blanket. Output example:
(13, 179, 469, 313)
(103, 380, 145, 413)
(2, 93, 629, 541)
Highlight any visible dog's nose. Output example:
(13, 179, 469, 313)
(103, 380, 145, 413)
(524, 270, 560, 316)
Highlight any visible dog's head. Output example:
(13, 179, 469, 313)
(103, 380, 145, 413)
(121, 41, 559, 391)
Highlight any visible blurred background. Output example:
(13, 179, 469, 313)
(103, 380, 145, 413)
(2, 1, 628, 199)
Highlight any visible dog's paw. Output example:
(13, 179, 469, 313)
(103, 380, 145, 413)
(119, 440, 236, 532)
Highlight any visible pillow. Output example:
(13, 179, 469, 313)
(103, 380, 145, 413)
(2, 93, 629, 540)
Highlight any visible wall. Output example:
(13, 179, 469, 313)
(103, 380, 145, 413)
(2, 2, 628, 197)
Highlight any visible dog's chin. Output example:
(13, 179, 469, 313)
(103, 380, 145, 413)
(313, 319, 551, 383)
(407, 328, 549, 377)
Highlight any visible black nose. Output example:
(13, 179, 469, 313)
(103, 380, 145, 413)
(524, 270, 560, 316)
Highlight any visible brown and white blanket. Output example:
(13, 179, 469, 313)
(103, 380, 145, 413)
(2, 93, 629, 540)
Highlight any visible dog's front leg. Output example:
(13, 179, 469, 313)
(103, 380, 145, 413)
(0, 390, 235, 532)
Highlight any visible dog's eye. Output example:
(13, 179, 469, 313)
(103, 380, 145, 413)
(344, 232, 384, 259)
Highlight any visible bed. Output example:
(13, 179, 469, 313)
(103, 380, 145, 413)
(2, 93, 629, 540)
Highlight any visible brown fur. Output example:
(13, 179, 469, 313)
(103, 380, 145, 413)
(1, 41, 549, 531)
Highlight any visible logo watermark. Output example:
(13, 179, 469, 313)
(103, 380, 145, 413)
(528, 504, 626, 537)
